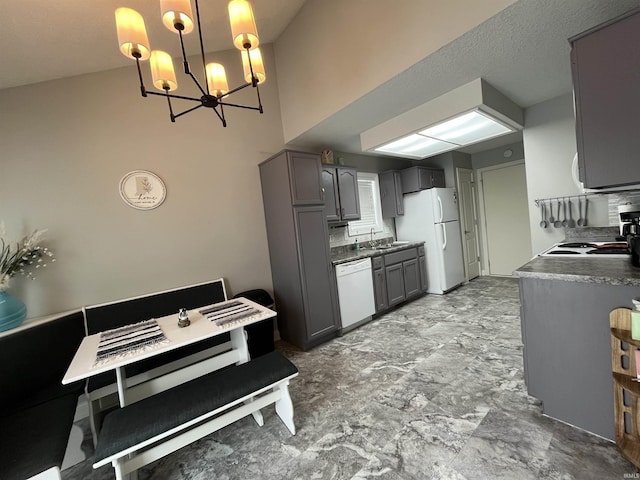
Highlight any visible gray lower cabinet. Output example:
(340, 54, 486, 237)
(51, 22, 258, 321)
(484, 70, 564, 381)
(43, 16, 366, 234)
(403, 258, 420, 298)
(519, 276, 639, 441)
(418, 247, 428, 292)
(372, 257, 388, 312)
(259, 150, 340, 351)
(379, 170, 404, 218)
(401, 166, 445, 194)
(386, 263, 406, 307)
(571, 9, 640, 189)
(373, 246, 424, 313)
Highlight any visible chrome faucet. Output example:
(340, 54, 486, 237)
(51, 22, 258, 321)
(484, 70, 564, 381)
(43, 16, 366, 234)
(369, 227, 377, 248)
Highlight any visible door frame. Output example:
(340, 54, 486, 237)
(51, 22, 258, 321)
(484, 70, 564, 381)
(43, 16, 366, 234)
(455, 167, 481, 281)
(476, 159, 526, 276)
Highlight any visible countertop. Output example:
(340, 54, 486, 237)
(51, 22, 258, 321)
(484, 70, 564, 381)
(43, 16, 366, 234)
(331, 241, 424, 266)
(514, 255, 640, 286)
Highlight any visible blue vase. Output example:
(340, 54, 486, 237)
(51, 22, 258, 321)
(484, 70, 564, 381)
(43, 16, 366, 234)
(0, 291, 27, 332)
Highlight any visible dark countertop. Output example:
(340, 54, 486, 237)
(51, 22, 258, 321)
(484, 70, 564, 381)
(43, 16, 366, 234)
(331, 241, 424, 266)
(514, 255, 640, 286)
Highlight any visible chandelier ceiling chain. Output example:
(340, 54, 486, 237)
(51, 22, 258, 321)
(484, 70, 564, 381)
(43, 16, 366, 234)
(115, 0, 265, 127)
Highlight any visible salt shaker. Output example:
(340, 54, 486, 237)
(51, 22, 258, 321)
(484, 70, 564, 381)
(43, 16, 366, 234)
(177, 308, 190, 328)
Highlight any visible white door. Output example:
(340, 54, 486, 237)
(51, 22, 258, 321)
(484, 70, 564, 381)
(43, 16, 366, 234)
(456, 168, 480, 280)
(431, 188, 459, 223)
(479, 161, 532, 276)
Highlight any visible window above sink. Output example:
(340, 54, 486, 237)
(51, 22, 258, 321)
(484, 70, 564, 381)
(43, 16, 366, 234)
(347, 172, 384, 236)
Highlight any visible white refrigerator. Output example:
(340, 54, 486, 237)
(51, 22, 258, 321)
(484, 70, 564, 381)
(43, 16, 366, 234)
(396, 187, 465, 294)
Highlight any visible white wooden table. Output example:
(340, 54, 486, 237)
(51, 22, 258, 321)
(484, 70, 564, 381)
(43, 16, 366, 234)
(63, 297, 276, 408)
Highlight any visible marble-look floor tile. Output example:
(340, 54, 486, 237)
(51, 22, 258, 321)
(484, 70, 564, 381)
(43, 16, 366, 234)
(61, 277, 634, 480)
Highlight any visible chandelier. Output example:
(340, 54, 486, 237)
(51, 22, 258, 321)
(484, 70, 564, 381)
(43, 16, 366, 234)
(115, 0, 265, 126)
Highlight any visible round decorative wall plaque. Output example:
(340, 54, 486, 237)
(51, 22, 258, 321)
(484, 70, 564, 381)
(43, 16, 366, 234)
(119, 170, 166, 210)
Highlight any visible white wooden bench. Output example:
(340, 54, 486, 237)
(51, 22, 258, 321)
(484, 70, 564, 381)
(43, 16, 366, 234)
(92, 351, 298, 480)
(82, 279, 231, 444)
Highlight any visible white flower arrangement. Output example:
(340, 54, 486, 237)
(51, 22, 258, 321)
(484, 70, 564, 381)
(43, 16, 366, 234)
(0, 222, 55, 291)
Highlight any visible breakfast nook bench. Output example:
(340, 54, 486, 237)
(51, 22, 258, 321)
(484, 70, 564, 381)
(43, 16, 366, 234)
(92, 350, 298, 479)
(0, 310, 86, 480)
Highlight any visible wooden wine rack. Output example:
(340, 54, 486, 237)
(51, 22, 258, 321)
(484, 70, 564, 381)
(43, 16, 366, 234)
(610, 308, 640, 469)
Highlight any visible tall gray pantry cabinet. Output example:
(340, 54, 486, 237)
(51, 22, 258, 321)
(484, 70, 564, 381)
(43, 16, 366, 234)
(259, 150, 340, 350)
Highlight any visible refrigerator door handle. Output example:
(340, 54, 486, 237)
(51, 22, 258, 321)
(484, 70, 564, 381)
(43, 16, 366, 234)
(441, 223, 447, 250)
(437, 195, 444, 223)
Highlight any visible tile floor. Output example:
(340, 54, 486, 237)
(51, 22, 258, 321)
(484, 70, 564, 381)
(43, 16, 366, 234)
(62, 277, 635, 479)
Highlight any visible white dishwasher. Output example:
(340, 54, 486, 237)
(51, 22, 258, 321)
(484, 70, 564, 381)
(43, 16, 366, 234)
(335, 257, 376, 331)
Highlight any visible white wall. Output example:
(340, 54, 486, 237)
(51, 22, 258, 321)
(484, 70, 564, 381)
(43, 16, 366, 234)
(522, 93, 609, 255)
(0, 45, 285, 319)
(274, 0, 516, 143)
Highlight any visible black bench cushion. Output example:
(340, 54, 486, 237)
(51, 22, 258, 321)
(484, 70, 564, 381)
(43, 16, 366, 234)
(94, 351, 298, 463)
(0, 393, 79, 480)
(0, 311, 85, 413)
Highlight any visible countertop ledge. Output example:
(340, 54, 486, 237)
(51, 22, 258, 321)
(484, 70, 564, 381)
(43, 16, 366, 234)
(331, 241, 424, 265)
(514, 255, 640, 286)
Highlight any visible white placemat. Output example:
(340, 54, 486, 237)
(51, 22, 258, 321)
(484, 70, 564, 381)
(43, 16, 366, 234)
(94, 319, 169, 366)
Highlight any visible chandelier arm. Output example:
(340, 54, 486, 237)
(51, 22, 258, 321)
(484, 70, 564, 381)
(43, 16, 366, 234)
(178, 30, 190, 75)
(164, 91, 176, 123)
(186, 71, 208, 97)
(212, 105, 227, 127)
(193, 0, 209, 94)
(217, 81, 253, 99)
(216, 102, 262, 111)
(172, 103, 206, 121)
(255, 83, 264, 113)
(245, 47, 258, 88)
(135, 58, 147, 97)
(145, 91, 201, 103)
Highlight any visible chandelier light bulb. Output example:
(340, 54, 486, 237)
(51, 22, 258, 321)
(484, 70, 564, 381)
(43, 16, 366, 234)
(150, 51, 178, 91)
(241, 48, 266, 84)
(228, 0, 259, 50)
(160, 0, 194, 33)
(206, 63, 229, 97)
(115, 7, 151, 60)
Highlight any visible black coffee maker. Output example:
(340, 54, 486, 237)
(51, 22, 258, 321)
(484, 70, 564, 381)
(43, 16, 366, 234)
(619, 204, 640, 237)
(619, 204, 640, 267)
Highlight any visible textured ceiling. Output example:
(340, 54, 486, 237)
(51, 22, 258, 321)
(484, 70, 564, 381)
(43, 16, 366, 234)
(284, 0, 640, 155)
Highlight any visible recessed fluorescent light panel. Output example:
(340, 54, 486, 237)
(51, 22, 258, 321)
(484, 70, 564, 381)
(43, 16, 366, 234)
(374, 109, 516, 159)
(374, 134, 456, 158)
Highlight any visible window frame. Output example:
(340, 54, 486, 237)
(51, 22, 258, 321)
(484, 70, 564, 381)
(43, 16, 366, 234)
(347, 172, 384, 237)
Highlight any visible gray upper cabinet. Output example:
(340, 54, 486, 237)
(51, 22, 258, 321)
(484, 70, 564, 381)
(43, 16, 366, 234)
(321, 167, 340, 222)
(259, 150, 340, 351)
(379, 170, 404, 218)
(322, 165, 361, 222)
(289, 151, 325, 205)
(401, 166, 446, 194)
(571, 9, 640, 189)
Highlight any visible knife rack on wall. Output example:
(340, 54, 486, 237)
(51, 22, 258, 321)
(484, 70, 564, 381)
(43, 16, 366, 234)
(533, 194, 597, 229)
(533, 193, 597, 207)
